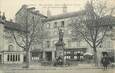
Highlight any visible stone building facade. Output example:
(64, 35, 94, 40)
(42, 11, 88, 62)
(15, 5, 47, 51)
(0, 15, 25, 64)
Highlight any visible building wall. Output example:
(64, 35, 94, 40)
(112, 27, 115, 49)
(0, 23, 5, 51)
(15, 5, 46, 50)
(43, 17, 89, 51)
(43, 16, 115, 61)
(0, 21, 25, 64)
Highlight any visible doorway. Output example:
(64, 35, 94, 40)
(46, 52, 52, 61)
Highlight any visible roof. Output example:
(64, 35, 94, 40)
(30, 11, 47, 18)
(43, 10, 85, 22)
(85, 16, 115, 27)
(15, 5, 47, 18)
(0, 19, 26, 32)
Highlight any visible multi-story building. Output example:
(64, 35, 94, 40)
(0, 13, 25, 64)
(15, 5, 47, 63)
(42, 11, 88, 62)
(15, 5, 47, 50)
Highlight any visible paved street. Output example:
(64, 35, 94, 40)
(3, 67, 115, 73)
(0, 64, 114, 73)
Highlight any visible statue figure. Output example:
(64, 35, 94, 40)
(59, 29, 64, 42)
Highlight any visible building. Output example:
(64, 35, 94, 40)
(15, 5, 48, 63)
(15, 4, 115, 64)
(42, 11, 88, 62)
(15, 5, 47, 51)
(0, 13, 25, 64)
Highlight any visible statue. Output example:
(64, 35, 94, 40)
(59, 29, 64, 42)
(55, 28, 65, 66)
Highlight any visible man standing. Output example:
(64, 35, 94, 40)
(101, 53, 111, 70)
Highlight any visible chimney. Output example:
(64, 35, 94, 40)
(10, 19, 13, 22)
(35, 10, 39, 14)
(27, 7, 35, 11)
(0, 11, 2, 21)
(62, 4, 67, 13)
(2, 12, 6, 21)
(47, 8, 51, 17)
(22, 4, 28, 9)
(0, 11, 1, 18)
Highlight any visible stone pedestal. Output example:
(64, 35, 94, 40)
(55, 41, 65, 64)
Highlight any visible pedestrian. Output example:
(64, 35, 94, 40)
(101, 54, 110, 70)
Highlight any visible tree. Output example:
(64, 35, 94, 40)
(70, 0, 115, 66)
(10, 9, 45, 68)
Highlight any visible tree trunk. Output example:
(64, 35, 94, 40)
(24, 48, 30, 68)
(94, 51, 98, 66)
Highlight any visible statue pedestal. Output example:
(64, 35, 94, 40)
(55, 41, 65, 64)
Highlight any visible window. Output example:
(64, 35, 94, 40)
(13, 54, 15, 61)
(53, 40, 57, 46)
(74, 56, 77, 59)
(67, 51, 70, 54)
(68, 30, 72, 34)
(54, 22, 57, 28)
(7, 55, 10, 61)
(8, 45, 14, 51)
(18, 55, 20, 61)
(54, 31, 58, 35)
(46, 41, 50, 48)
(16, 54, 18, 61)
(47, 23, 50, 28)
(61, 21, 64, 27)
(10, 54, 12, 61)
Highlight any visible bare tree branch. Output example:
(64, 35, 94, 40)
(11, 31, 26, 49)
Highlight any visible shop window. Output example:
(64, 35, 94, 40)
(67, 51, 70, 54)
(74, 56, 77, 59)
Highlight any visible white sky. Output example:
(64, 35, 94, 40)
(0, 0, 115, 20)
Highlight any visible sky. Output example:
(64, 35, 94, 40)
(0, 0, 115, 20)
